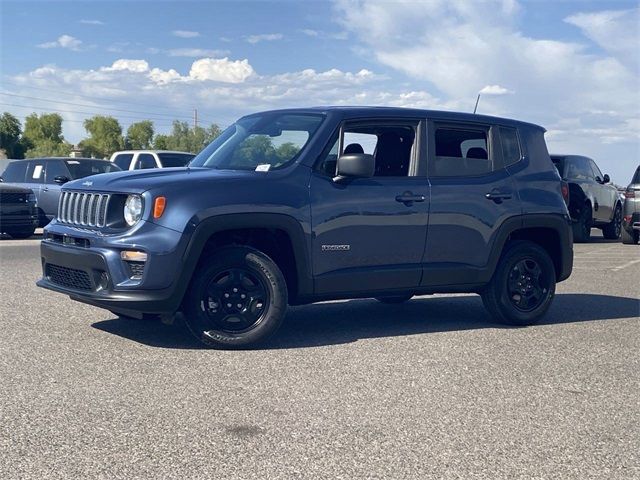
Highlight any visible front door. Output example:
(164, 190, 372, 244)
(423, 121, 522, 286)
(310, 119, 430, 295)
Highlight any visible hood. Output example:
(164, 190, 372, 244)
(63, 167, 256, 194)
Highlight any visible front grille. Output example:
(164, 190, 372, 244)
(58, 191, 110, 227)
(46, 264, 92, 291)
(0, 192, 27, 204)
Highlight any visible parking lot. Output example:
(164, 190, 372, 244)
(1, 231, 638, 479)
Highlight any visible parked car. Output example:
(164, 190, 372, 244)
(38, 107, 573, 349)
(0, 183, 39, 238)
(622, 165, 640, 245)
(1, 158, 120, 226)
(110, 150, 196, 170)
(551, 155, 622, 242)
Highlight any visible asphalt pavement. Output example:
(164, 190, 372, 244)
(1, 230, 638, 479)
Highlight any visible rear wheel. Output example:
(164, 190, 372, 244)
(572, 202, 592, 243)
(376, 295, 413, 304)
(602, 203, 622, 239)
(183, 246, 287, 349)
(621, 227, 639, 245)
(481, 241, 556, 326)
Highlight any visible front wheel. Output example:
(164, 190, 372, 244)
(183, 246, 288, 349)
(602, 204, 622, 239)
(481, 241, 556, 326)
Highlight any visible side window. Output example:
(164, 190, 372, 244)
(45, 160, 69, 183)
(590, 160, 604, 181)
(432, 126, 491, 177)
(26, 161, 45, 184)
(567, 158, 593, 181)
(1, 161, 28, 182)
(500, 127, 521, 166)
(113, 154, 134, 170)
(135, 154, 158, 170)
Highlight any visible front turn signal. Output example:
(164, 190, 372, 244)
(153, 196, 166, 219)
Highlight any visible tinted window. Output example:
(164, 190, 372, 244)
(2, 161, 28, 182)
(500, 127, 521, 166)
(65, 160, 120, 179)
(432, 127, 491, 176)
(158, 153, 195, 168)
(113, 154, 134, 170)
(26, 161, 45, 184)
(565, 157, 593, 181)
(45, 160, 70, 183)
(135, 154, 157, 169)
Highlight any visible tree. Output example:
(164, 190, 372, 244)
(0, 112, 26, 158)
(22, 113, 71, 158)
(79, 115, 124, 158)
(125, 120, 154, 149)
(153, 121, 222, 153)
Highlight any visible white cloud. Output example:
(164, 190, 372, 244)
(166, 48, 230, 58)
(189, 57, 255, 83)
(102, 59, 150, 73)
(172, 30, 200, 38)
(300, 28, 348, 40)
(37, 34, 83, 51)
(479, 85, 512, 95)
(80, 19, 104, 25)
(246, 33, 283, 44)
(332, 0, 639, 182)
(564, 8, 639, 71)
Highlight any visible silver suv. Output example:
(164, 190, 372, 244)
(622, 165, 640, 245)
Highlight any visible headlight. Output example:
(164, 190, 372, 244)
(124, 195, 143, 226)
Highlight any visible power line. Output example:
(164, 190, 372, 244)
(0, 92, 196, 121)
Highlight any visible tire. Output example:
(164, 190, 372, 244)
(621, 228, 639, 245)
(602, 203, 622, 239)
(376, 295, 413, 304)
(572, 202, 592, 243)
(8, 228, 36, 239)
(182, 246, 288, 349)
(481, 240, 556, 326)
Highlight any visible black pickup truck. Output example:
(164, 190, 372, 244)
(37, 107, 573, 348)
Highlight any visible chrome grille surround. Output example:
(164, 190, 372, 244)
(57, 191, 110, 227)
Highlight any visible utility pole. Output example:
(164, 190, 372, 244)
(193, 108, 198, 129)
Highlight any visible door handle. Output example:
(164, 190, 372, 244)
(396, 193, 426, 204)
(485, 192, 512, 203)
(42, 187, 49, 192)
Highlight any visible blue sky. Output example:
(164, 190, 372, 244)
(1, 0, 638, 183)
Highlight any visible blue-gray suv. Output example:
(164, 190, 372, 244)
(37, 107, 573, 348)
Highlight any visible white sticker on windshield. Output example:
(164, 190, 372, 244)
(255, 164, 271, 172)
(32, 165, 43, 179)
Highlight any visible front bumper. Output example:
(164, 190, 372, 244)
(37, 220, 189, 317)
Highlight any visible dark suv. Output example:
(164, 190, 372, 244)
(1, 158, 120, 226)
(37, 107, 573, 349)
(551, 155, 622, 242)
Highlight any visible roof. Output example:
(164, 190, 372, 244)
(243, 106, 546, 131)
(110, 150, 196, 155)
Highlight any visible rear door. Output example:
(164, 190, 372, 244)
(310, 118, 430, 294)
(423, 121, 521, 286)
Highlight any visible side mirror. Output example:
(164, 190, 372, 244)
(603, 174, 610, 184)
(54, 175, 70, 185)
(335, 153, 375, 180)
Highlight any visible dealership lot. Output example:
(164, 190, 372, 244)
(1, 232, 638, 479)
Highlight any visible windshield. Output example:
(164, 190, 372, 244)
(190, 113, 324, 171)
(65, 160, 121, 179)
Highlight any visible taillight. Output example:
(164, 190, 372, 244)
(561, 181, 570, 205)
(624, 190, 636, 199)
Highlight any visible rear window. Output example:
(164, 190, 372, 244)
(65, 160, 120, 179)
(432, 127, 492, 177)
(158, 153, 195, 168)
(2, 161, 28, 182)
